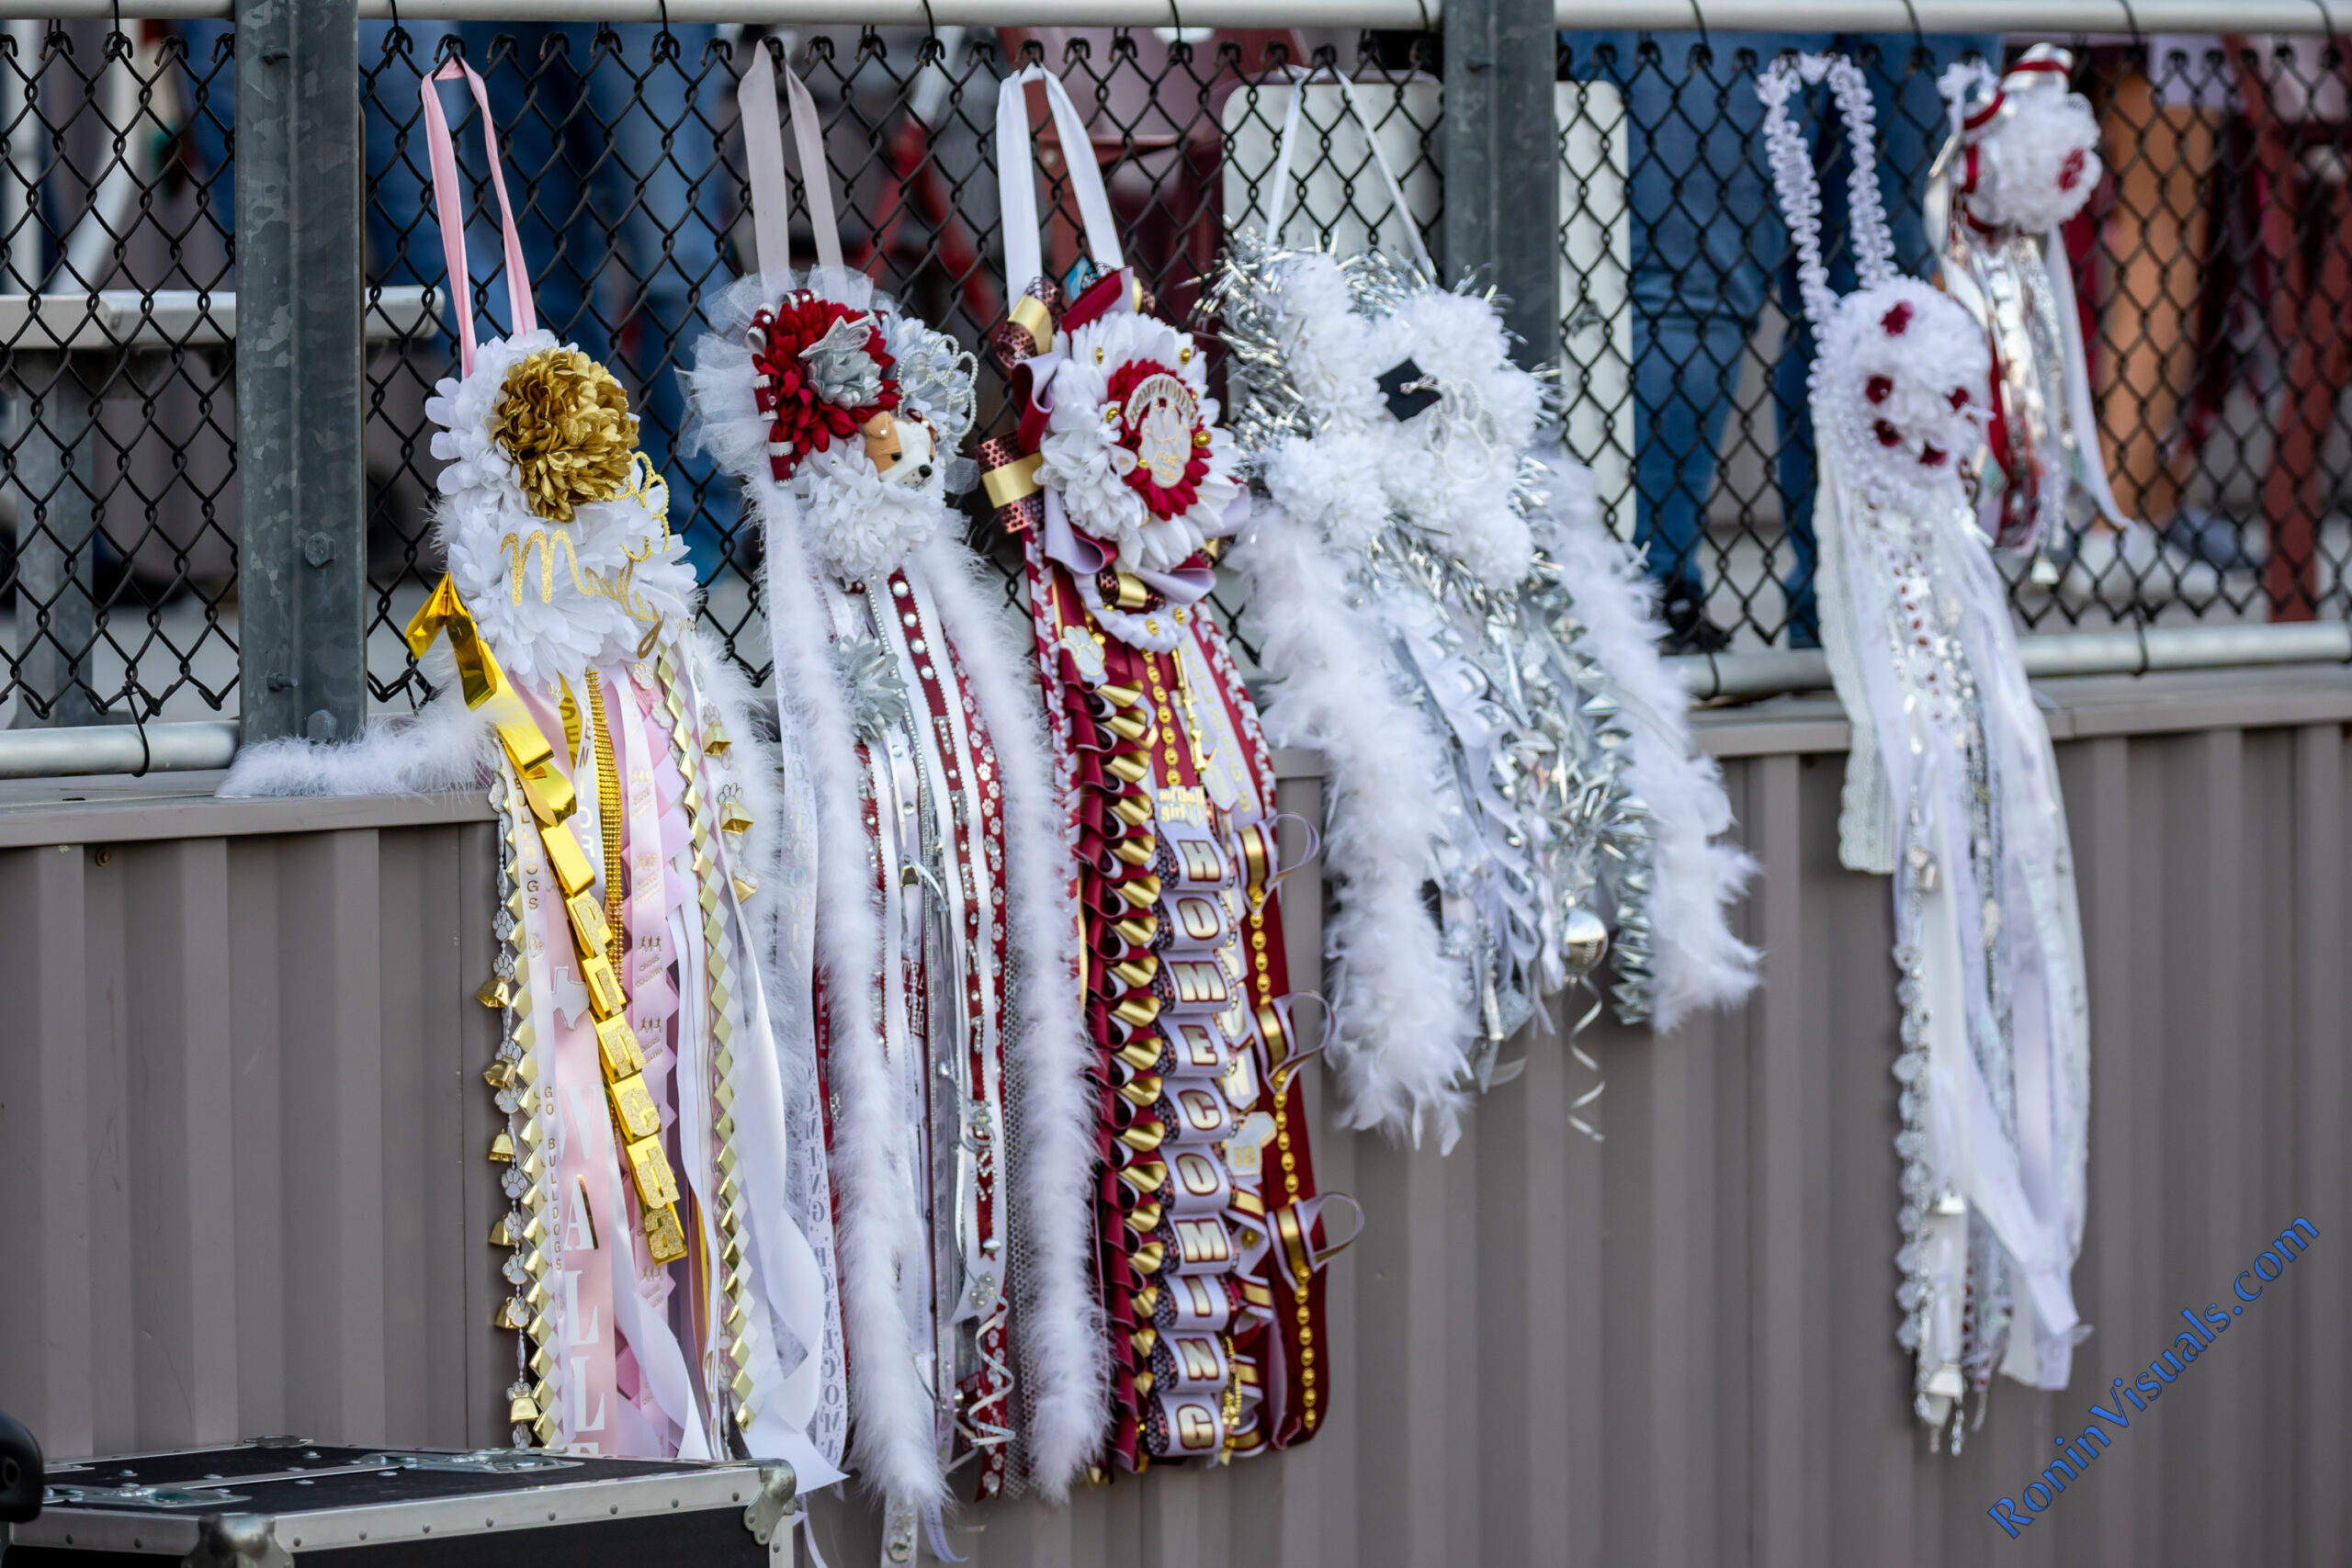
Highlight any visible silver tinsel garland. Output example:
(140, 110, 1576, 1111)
(1204, 230, 1662, 1037)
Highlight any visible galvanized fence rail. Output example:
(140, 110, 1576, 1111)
(4, 3, 2352, 772)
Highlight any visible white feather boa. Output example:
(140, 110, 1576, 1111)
(1532, 465, 1759, 1029)
(218, 678, 496, 798)
(754, 473, 942, 1510)
(758, 493, 1104, 1506)
(1230, 494, 1476, 1147)
(908, 536, 1104, 1496)
(698, 260, 1102, 1500)
(1223, 240, 1758, 1106)
(1368, 288, 1545, 592)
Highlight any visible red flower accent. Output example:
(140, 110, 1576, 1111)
(1881, 300, 1915, 335)
(750, 293, 899, 482)
(1919, 445, 1950, 467)
(1866, 374, 1894, 405)
(2058, 147, 2086, 191)
(1949, 385, 1972, 409)
(1105, 357, 1212, 522)
(1874, 419, 1903, 448)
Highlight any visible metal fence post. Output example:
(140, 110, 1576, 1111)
(236, 0, 364, 746)
(1442, 0, 1557, 367)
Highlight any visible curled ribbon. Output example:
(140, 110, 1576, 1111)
(1270, 1193, 1363, 1294)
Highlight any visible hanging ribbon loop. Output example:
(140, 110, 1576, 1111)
(1262, 63, 1436, 279)
(995, 64, 1125, 299)
(736, 39, 845, 279)
(418, 57, 537, 377)
(1270, 1192, 1363, 1293)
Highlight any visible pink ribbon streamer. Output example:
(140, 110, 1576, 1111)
(418, 57, 537, 377)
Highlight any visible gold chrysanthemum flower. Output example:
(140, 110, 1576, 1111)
(492, 347, 639, 523)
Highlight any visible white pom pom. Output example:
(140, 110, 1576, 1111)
(1817, 277, 1989, 515)
(1970, 87, 2102, 234)
(1264, 429, 1390, 549)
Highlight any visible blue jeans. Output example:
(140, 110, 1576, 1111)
(449, 23, 738, 577)
(362, 21, 460, 287)
(1562, 31, 1997, 645)
(175, 21, 458, 286)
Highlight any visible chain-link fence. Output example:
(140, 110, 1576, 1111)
(1554, 30, 2352, 651)
(355, 21, 1441, 705)
(0, 20, 240, 728)
(5, 18, 2350, 728)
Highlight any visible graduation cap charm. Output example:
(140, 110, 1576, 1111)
(1376, 358, 1442, 423)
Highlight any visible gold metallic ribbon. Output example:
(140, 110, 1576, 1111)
(409, 574, 686, 1261)
(980, 448, 1045, 510)
(1007, 292, 1056, 353)
(977, 438, 1046, 535)
(1232, 821, 1276, 913)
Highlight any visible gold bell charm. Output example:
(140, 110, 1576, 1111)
(701, 710, 733, 758)
(508, 1390, 542, 1425)
(718, 797, 754, 838)
(488, 1130, 515, 1163)
(475, 975, 514, 1010)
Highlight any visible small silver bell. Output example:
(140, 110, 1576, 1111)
(1561, 906, 1611, 976)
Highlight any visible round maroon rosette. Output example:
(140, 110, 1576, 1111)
(748, 292, 901, 481)
(1104, 357, 1214, 522)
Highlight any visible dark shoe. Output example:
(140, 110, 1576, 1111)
(1660, 583, 1733, 654)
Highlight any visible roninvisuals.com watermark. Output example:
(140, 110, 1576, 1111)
(1987, 1216, 2320, 1540)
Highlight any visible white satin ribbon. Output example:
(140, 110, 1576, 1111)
(1824, 463, 2087, 1398)
(673, 657, 849, 1488)
(610, 675, 707, 1459)
(737, 40, 844, 283)
(2040, 228, 2131, 528)
(1263, 64, 1435, 279)
(996, 65, 1124, 295)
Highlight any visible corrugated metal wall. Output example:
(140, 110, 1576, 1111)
(3, 670, 2346, 1567)
(0, 787, 506, 1462)
(816, 672, 2352, 1568)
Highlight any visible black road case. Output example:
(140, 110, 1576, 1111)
(0, 1438, 794, 1568)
